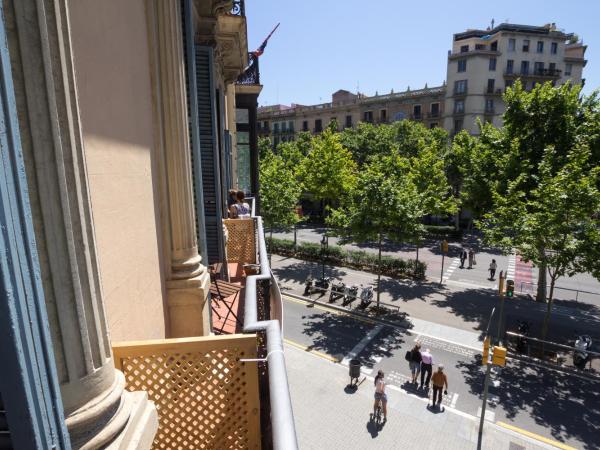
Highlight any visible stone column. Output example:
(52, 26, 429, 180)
(148, 0, 211, 337)
(5, 0, 157, 448)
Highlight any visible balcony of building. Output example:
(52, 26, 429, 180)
(484, 87, 504, 95)
(504, 68, 562, 79)
(112, 200, 297, 450)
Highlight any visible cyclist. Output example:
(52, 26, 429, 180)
(373, 369, 387, 421)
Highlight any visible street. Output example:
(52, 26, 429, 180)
(273, 226, 600, 307)
(282, 294, 600, 450)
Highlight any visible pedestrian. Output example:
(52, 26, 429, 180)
(459, 248, 467, 268)
(229, 190, 250, 219)
(419, 348, 433, 389)
(407, 343, 422, 384)
(430, 365, 448, 410)
(468, 249, 475, 269)
(373, 370, 387, 422)
(227, 188, 237, 215)
(489, 259, 497, 280)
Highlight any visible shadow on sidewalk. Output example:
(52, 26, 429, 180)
(366, 417, 386, 438)
(457, 356, 600, 450)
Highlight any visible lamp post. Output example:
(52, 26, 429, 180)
(320, 234, 328, 280)
(477, 307, 496, 450)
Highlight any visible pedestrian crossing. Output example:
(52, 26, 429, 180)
(507, 254, 516, 280)
(442, 257, 460, 283)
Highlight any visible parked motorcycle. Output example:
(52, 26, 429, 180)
(343, 284, 359, 305)
(574, 335, 593, 369)
(330, 280, 346, 303)
(358, 285, 374, 309)
(303, 275, 314, 296)
(515, 320, 530, 354)
(314, 277, 331, 297)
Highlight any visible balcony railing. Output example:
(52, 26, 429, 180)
(411, 113, 423, 120)
(427, 111, 440, 118)
(112, 197, 298, 450)
(236, 52, 260, 85)
(504, 68, 562, 78)
(453, 88, 468, 96)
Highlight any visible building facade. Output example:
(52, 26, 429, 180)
(259, 86, 446, 147)
(444, 23, 587, 134)
(0, 0, 295, 448)
(259, 23, 587, 139)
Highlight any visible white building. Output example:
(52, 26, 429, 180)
(444, 23, 587, 135)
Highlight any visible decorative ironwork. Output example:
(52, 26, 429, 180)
(236, 53, 260, 85)
(230, 0, 245, 16)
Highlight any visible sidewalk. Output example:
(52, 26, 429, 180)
(285, 342, 558, 450)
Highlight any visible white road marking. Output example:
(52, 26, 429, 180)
(341, 325, 384, 367)
(507, 254, 516, 279)
(477, 407, 496, 422)
(450, 393, 459, 408)
(442, 257, 461, 282)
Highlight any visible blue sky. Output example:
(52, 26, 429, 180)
(245, 0, 598, 107)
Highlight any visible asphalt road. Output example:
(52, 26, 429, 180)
(273, 226, 600, 307)
(282, 295, 600, 450)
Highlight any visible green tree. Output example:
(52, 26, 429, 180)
(481, 81, 600, 315)
(259, 153, 303, 253)
(299, 128, 357, 218)
(329, 155, 424, 307)
(339, 122, 398, 166)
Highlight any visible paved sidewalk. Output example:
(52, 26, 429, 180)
(285, 342, 559, 450)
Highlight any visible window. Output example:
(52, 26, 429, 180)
(288, 121, 294, 131)
(506, 59, 514, 74)
(505, 79, 514, 89)
(314, 119, 322, 132)
(457, 59, 467, 72)
(380, 109, 387, 122)
(491, 41, 498, 51)
(487, 79, 495, 94)
(565, 63, 572, 76)
(549, 62, 556, 75)
(454, 99, 464, 114)
(460, 44, 469, 53)
(302, 120, 308, 131)
(274, 122, 279, 133)
(345, 115, 352, 128)
(454, 119, 463, 132)
(508, 38, 516, 51)
(454, 79, 467, 94)
(520, 61, 529, 75)
(263, 121, 269, 130)
(551, 42, 558, 54)
(523, 39, 530, 52)
(413, 105, 422, 118)
(280, 121, 286, 132)
(430, 103, 440, 117)
(363, 111, 373, 123)
(489, 57, 497, 71)
(485, 99, 495, 113)
(536, 41, 544, 53)
(534, 62, 544, 75)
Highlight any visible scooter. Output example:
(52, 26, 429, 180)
(343, 284, 359, 306)
(515, 320, 530, 354)
(574, 335, 592, 369)
(314, 277, 331, 297)
(330, 280, 346, 303)
(303, 275, 314, 296)
(358, 285, 373, 309)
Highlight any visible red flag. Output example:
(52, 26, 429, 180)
(253, 23, 280, 57)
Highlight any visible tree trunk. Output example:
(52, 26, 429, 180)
(269, 228, 273, 264)
(377, 232, 382, 309)
(415, 242, 420, 277)
(541, 273, 557, 353)
(536, 264, 547, 303)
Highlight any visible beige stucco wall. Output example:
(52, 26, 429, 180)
(69, 0, 167, 341)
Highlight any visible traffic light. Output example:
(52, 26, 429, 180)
(441, 240, 448, 253)
(482, 337, 490, 365)
(506, 279, 515, 298)
(492, 346, 507, 366)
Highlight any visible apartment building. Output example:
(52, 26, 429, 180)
(259, 22, 586, 140)
(444, 23, 587, 134)
(259, 86, 446, 146)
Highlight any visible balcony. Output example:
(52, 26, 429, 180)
(484, 88, 504, 95)
(410, 113, 423, 121)
(504, 68, 562, 79)
(452, 88, 468, 97)
(426, 111, 440, 118)
(112, 201, 297, 450)
(236, 52, 260, 85)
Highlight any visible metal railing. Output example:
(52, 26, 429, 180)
(517, 280, 600, 303)
(243, 198, 299, 450)
(229, 0, 245, 16)
(237, 52, 260, 85)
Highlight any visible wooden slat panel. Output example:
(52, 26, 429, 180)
(113, 335, 260, 449)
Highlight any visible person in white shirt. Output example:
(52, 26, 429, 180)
(420, 348, 434, 389)
(489, 259, 498, 280)
(373, 369, 387, 421)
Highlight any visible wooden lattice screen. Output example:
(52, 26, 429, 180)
(113, 335, 260, 449)
(224, 219, 256, 264)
